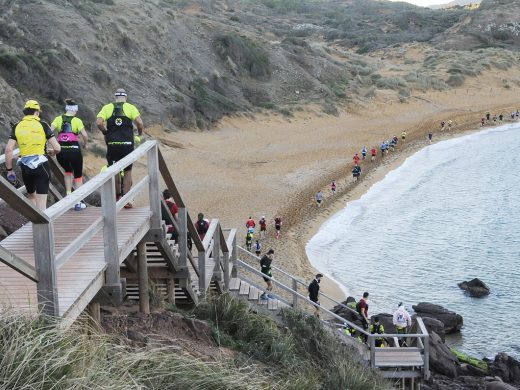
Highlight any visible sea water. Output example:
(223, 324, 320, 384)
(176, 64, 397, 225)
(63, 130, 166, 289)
(306, 123, 520, 359)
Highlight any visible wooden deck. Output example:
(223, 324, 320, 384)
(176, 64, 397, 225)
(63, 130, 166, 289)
(0, 206, 151, 319)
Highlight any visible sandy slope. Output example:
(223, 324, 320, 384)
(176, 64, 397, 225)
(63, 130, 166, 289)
(84, 72, 520, 306)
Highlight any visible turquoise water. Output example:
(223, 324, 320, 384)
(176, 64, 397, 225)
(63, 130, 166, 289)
(306, 124, 520, 359)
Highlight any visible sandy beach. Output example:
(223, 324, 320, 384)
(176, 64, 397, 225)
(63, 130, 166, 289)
(84, 79, 520, 306)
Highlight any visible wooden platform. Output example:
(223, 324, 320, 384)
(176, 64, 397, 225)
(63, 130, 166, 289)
(0, 206, 151, 319)
(375, 348, 424, 368)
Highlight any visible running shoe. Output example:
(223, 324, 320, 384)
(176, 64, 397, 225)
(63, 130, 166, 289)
(124, 202, 133, 209)
(260, 293, 268, 300)
(74, 201, 87, 211)
(267, 293, 276, 299)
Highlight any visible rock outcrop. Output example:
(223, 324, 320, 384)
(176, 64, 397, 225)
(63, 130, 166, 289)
(489, 353, 520, 385)
(413, 302, 463, 333)
(429, 331, 460, 378)
(458, 278, 490, 297)
(420, 316, 446, 342)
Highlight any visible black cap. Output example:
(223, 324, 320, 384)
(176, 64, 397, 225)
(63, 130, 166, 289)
(316, 273, 323, 278)
(267, 249, 274, 254)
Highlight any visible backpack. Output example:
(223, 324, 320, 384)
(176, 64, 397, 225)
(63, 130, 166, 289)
(61, 116, 73, 133)
(197, 219, 208, 234)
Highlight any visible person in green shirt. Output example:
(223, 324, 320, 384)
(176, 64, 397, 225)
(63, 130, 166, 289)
(95, 88, 144, 208)
(51, 99, 88, 210)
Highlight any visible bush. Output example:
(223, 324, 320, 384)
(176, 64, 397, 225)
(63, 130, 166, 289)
(214, 33, 271, 79)
(376, 77, 407, 90)
(446, 73, 465, 87)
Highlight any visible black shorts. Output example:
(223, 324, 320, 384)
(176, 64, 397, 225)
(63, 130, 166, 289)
(106, 144, 134, 171)
(57, 147, 83, 178)
(21, 161, 51, 195)
(310, 297, 319, 304)
(275, 225, 281, 231)
(262, 271, 272, 282)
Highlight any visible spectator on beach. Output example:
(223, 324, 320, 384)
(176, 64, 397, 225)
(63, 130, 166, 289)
(246, 216, 255, 234)
(371, 147, 377, 161)
(162, 189, 179, 242)
(259, 216, 267, 239)
(428, 132, 433, 144)
(352, 165, 361, 181)
(361, 147, 367, 160)
(308, 273, 323, 318)
(353, 153, 360, 166)
(260, 249, 275, 300)
(254, 240, 261, 256)
(369, 317, 385, 347)
(331, 180, 337, 195)
(356, 292, 370, 342)
(315, 191, 323, 207)
(245, 231, 253, 251)
(393, 302, 412, 346)
(196, 212, 209, 240)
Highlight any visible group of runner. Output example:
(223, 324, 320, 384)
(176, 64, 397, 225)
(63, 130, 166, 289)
(480, 110, 519, 126)
(4, 89, 144, 211)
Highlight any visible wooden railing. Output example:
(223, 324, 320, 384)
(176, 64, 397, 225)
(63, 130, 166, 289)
(0, 141, 162, 316)
(235, 246, 429, 379)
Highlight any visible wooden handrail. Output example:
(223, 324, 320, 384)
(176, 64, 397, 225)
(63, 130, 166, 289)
(202, 219, 219, 250)
(0, 244, 39, 282)
(45, 141, 156, 221)
(0, 176, 50, 224)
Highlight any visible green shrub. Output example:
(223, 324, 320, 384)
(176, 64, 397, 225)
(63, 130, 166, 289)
(214, 33, 271, 79)
(376, 77, 407, 90)
(446, 73, 465, 87)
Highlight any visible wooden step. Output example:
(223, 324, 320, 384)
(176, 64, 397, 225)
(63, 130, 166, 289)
(248, 286, 260, 301)
(239, 281, 250, 295)
(267, 299, 278, 311)
(229, 278, 241, 291)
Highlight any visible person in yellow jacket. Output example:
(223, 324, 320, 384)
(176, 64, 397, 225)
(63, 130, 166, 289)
(96, 88, 144, 208)
(4, 100, 61, 210)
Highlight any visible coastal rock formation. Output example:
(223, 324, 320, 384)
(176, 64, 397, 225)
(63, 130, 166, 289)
(419, 316, 446, 342)
(485, 381, 518, 390)
(458, 278, 490, 297)
(413, 302, 463, 333)
(429, 331, 460, 378)
(489, 353, 520, 385)
(332, 298, 363, 326)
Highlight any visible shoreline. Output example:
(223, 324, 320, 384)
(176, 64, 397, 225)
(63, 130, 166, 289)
(282, 107, 520, 305)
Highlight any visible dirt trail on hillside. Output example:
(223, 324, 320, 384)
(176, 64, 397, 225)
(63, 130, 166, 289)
(85, 74, 520, 304)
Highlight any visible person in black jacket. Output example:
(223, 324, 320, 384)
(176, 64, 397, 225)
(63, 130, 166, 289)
(260, 249, 275, 300)
(308, 273, 323, 317)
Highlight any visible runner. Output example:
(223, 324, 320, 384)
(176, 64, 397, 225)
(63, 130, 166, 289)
(4, 100, 61, 211)
(401, 130, 406, 142)
(245, 231, 253, 252)
(254, 240, 261, 256)
(370, 147, 376, 161)
(481, 116, 485, 127)
(51, 99, 88, 210)
(246, 216, 256, 234)
(361, 147, 367, 160)
(352, 165, 361, 181)
(499, 113, 503, 122)
(353, 153, 360, 166)
(315, 190, 323, 207)
(440, 120, 445, 130)
(331, 180, 336, 195)
(384, 140, 389, 154)
(428, 132, 433, 144)
(96, 88, 144, 208)
(259, 216, 267, 239)
(274, 216, 282, 239)
(196, 212, 209, 240)
(380, 142, 386, 158)
(493, 114, 497, 123)
(486, 112, 490, 121)
(260, 249, 275, 299)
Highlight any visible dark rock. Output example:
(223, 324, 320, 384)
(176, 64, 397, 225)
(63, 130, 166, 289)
(485, 382, 517, 390)
(420, 316, 446, 342)
(429, 331, 460, 378)
(490, 353, 520, 384)
(332, 298, 363, 327)
(126, 330, 147, 343)
(413, 302, 463, 333)
(459, 363, 488, 377)
(458, 278, 490, 298)
(345, 296, 356, 305)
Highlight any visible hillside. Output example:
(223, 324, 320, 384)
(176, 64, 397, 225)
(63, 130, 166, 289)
(0, 0, 519, 142)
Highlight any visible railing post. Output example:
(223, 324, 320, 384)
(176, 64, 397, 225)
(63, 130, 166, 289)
(178, 207, 188, 268)
(369, 335, 376, 369)
(198, 247, 206, 295)
(213, 226, 222, 283)
(137, 241, 150, 314)
(231, 235, 238, 278)
(147, 145, 161, 231)
(424, 335, 430, 380)
(33, 223, 59, 316)
(292, 277, 298, 308)
(223, 249, 230, 290)
(100, 177, 122, 302)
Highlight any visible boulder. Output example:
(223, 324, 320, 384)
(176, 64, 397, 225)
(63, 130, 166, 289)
(419, 316, 446, 342)
(413, 302, 463, 333)
(332, 297, 363, 327)
(429, 331, 460, 378)
(485, 382, 518, 390)
(490, 353, 520, 385)
(458, 278, 490, 298)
